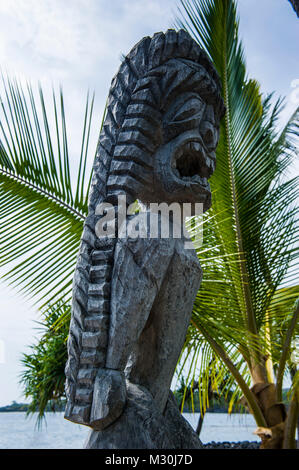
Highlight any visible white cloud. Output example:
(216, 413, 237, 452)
(0, 0, 175, 82)
(0, 0, 177, 177)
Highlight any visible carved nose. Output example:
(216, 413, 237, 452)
(203, 128, 214, 147)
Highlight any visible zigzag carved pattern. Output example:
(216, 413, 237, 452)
(65, 38, 154, 425)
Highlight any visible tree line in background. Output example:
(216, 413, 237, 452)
(0, 0, 298, 449)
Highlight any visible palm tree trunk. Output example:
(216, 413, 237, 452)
(289, 366, 299, 449)
(283, 394, 298, 449)
(196, 412, 205, 435)
(195, 377, 214, 436)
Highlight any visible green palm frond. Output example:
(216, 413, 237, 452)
(176, 0, 298, 412)
(20, 302, 70, 424)
(0, 76, 96, 306)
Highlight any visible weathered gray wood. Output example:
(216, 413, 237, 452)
(85, 382, 202, 449)
(64, 28, 224, 448)
(89, 369, 126, 430)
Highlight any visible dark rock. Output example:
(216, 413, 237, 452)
(202, 441, 260, 449)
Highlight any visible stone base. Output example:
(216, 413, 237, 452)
(84, 381, 202, 449)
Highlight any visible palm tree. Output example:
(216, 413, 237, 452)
(0, 77, 95, 417)
(176, 0, 299, 449)
(0, 78, 92, 307)
(20, 302, 70, 424)
(0, 0, 298, 448)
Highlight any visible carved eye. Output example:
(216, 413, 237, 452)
(169, 97, 205, 123)
(162, 94, 206, 142)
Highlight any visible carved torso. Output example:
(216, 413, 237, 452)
(108, 212, 202, 412)
(126, 239, 202, 410)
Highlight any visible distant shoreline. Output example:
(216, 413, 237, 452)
(1, 389, 289, 413)
(0, 402, 65, 413)
(0, 402, 238, 414)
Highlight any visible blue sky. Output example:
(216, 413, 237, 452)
(0, 0, 298, 405)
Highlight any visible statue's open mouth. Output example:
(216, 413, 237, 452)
(172, 141, 215, 182)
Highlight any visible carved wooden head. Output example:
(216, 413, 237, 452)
(89, 29, 225, 214)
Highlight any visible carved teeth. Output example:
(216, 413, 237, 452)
(173, 140, 215, 181)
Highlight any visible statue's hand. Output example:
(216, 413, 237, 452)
(89, 368, 126, 430)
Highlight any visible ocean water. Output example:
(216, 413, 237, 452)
(0, 412, 257, 449)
